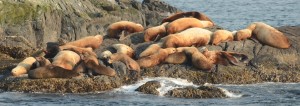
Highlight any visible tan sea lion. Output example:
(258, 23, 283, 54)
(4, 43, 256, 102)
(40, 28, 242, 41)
(107, 53, 141, 72)
(11, 57, 37, 76)
(211, 30, 234, 45)
(51, 50, 81, 70)
(137, 48, 177, 68)
(139, 43, 163, 58)
(107, 21, 144, 39)
(162, 11, 214, 25)
(60, 35, 103, 50)
(234, 29, 252, 41)
(163, 28, 212, 48)
(176, 47, 214, 71)
(144, 22, 169, 42)
(111, 44, 134, 58)
(247, 22, 291, 49)
(166, 17, 214, 34)
(163, 52, 187, 64)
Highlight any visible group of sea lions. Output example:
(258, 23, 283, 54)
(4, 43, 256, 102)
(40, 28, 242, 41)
(10, 11, 291, 79)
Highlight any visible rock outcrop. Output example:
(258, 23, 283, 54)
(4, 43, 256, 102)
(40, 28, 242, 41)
(135, 81, 161, 95)
(0, 0, 299, 95)
(165, 86, 227, 98)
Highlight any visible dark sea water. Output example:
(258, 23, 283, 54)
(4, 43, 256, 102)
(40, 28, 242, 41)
(1, 0, 300, 105)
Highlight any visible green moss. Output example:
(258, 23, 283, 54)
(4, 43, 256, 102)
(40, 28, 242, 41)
(0, 1, 50, 25)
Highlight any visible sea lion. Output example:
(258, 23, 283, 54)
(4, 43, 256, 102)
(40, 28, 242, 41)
(11, 57, 37, 76)
(163, 52, 187, 64)
(166, 17, 214, 34)
(51, 50, 81, 70)
(111, 44, 134, 58)
(137, 48, 177, 68)
(176, 47, 214, 71)
(81, 53, 116, 77)
(201, 48, 248, 66)
(163, 28, 212, 48)
(162, 11, 214, 25)
(234, 29, 252, 41)
(28, 51, 82, 79)
(28, 65, 81, 79)
(107, 53, 141, 72)
(139, 43, 163, 58)
(107, 21, 144, 39)
(60, 35, 103, 50)
(211, 30, 234, 45)
(144, 22, 169, 42)
(247, 22, 291, 49)
(59, 45, 97, 57)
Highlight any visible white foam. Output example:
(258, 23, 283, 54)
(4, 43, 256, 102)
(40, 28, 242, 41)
(219, 87, 243, 98)
(113, 77, 198, 96)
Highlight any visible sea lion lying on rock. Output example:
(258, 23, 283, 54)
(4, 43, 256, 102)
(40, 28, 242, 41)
(144, 22, 169, 42)
(137, 48, 177, 68)
(111, 44, 135, 58)
(211, 30, 234, 45)
(166, 17, 214, 34)
(107, 53, 141, 72)
(11, 57, 37, 76)
(28, 50, 81, 79)
(107, 21, 144, 39)
(247, 22, 291, 49)
(163, 28, 212, 48)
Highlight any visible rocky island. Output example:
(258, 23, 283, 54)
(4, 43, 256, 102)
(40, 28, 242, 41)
(0, 0, 299, 98)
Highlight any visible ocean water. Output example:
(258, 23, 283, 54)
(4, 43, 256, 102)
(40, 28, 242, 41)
(1, 0, 300, 105)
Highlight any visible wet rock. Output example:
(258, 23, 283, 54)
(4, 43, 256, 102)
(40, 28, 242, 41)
(165, 86, 227, 98)
(135, 81, 161, 95)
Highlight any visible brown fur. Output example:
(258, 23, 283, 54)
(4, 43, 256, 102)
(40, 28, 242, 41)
(111, 44, 134, 58)
(28, 65, 81, 79)
(108, 53, 140, 72)
(163, 28, 212, 48)
(164, 52, 187, 64)
(52, 50, 81, 70)
(59, 45, 97, 57)
(60, 35, 103, 50)
(137, 48, 177, 68)
(139, 43, 162, 58)
(211, 30, 234, 45)
(11, 57, 37, 76)
(250, 22, 291, 49)
(234, 29, 252, 41)
(177, 47, 213, 71)
(162, 11, 214, 25)
(83, 58, 116, 77)
(201, 48, 248, 66)
(107, 21, 144, 39)
(166, 17, 214, 34)
(144, 22, 169, 42)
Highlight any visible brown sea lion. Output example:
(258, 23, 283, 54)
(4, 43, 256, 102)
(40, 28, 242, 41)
(28, 65, 81, 79)
(107, 21, 144, 39)
(176, 47, 214, 71)
(107, 53, 141, 72)
(162, 11, 214, 25)
(137, 48, 177, 68)
(163, 28, 212, 48)
(139, 43, 163, 58)
(111, 44, 135, 58)
(163, 52, 187, 64)
(144, 22, 169, 42)
(201, 48, 248, 66)
(51, 50, 81, 70)
(248, 22, 291, 49)
(166, 17, 214, 34)
(11, 57, 37, 76)
(81, 53, 116, 77)
(60, 35, 103, 50)
(211, 30, 234, 45)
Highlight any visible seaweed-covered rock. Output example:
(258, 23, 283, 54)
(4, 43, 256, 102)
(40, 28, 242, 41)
(135, 81, 161, 95)
(165, 86, 227, 98)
